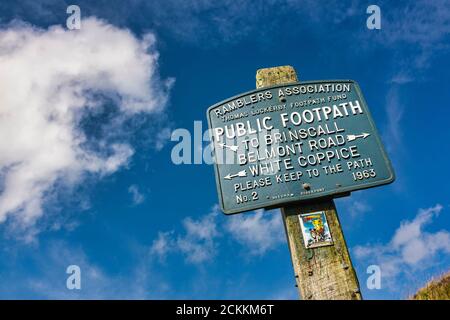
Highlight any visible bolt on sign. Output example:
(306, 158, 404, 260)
(207, 80, 395, 214)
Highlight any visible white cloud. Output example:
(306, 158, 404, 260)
(0, 18, 171, 230)
(0, 240, 159, 299)
(225, 209, 284, 256)
(382, 1, 450, 57)
(177, 210, 219, 264)
(154, 127, 172, 151)
(348, 200, 371, 218)
(338, 195, 372, 218)
(383, 86, 404, 153)
(354, 204, 450, 285)
(376, 0, 450, 84)
(128, 184, 145, 205)
(150, 205, 220, 264)
(389, 73, 414, 85)
(150, 206, 286, 264)
(150, 231, 174, 262)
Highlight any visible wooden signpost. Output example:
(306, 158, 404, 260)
(207, 65, 394, 300)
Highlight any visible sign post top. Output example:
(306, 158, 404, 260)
(256, 65, 298, 88)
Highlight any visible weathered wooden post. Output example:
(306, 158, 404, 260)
(256, 66, 362, 300)
(207, 65, 394, 300)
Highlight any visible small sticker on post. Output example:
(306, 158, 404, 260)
(299, 211, 333, 248)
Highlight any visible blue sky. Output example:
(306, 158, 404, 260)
(0, 0, 449, 299)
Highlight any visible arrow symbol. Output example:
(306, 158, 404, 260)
(347, 132, 370, 142)
(217, 142, 239, 152)
(224, 170, 247, 180)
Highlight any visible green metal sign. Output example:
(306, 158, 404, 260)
(207, 80, 394, 214)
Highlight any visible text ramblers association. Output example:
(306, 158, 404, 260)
(213, 83, 351, 117)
